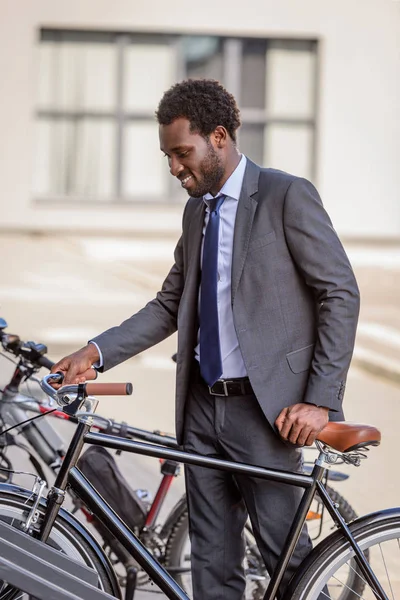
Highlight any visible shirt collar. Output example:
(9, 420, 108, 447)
(203, 154, 247, 206)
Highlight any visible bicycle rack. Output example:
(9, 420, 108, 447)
(0, 519, 116, 600)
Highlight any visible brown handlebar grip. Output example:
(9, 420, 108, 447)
(85, 382, 133, 396)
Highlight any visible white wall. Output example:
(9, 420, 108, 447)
(0, 0, 399, 238)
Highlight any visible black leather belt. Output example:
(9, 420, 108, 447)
(192, 360, 253, 397)
(208, 378, 253, 397)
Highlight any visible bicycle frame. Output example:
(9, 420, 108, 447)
(0, 345, 348, 548)
(32, 420, 387, 600)
(0, 388, 344, 538)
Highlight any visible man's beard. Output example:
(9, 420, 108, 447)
(189, 143, 225, 198)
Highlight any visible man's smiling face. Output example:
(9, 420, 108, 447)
(159, 118, 225, 198)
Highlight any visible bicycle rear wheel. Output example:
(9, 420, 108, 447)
(0, 487, 119, 599)
(286, 511, 400, 600)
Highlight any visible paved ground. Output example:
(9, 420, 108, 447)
(0, 232, 400, 597)
(2, 232, 400, 384)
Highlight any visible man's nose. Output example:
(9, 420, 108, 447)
(169, 156, 184, 177)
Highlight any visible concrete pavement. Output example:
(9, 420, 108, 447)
(1, 232, 400, 384)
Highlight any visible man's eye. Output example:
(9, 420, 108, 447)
(178, 151, 189, 158)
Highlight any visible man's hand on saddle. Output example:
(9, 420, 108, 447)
(275, 403, 329, 446)
(50, 344, 100, 388)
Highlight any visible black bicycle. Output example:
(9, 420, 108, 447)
(0, 372, 396, 600)
(0, 318, 361, 600)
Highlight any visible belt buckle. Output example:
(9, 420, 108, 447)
(208, 380, 229, 396)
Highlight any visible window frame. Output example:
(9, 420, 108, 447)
(34, 30, 319, 205)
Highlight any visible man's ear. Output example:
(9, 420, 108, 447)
(212, 126, 228, 148)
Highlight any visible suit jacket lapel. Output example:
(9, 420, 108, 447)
(185, 198, 205, 288)
(231, 159, 260, 304)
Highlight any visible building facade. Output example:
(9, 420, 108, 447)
(1, 0, 399, 239)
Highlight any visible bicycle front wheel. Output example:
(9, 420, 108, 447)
(0, 487, 118, 599)
(287, 510, 400, 600)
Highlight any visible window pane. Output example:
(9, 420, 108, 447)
(80, 44, 117, 111)
(37, 40, 116, 111)
(265, 124, 313, 179)
(32, 119, 75, 196)
(266, 41, 315, 119)
(239, 124, 265, 166)
(73, 120, 115, 197)
(32, 120, 53, 196)
(33, 118, 115, 199)
(124, 43, 176, 113)
(37, 42, 54, 108)
(123, 122, 168, 198)
(241, 39, 267, 109)
(182, 36, 223, 81)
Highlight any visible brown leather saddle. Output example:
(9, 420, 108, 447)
(316, 422, 381, 453)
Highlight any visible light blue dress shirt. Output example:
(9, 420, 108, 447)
(194, 154, 247, 378)
(92, 155, 247, 378)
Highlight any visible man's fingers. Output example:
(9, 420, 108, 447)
(64, 366, 83, 385)
(50, 362, 66, 375)
(304, 431, 316, 446)
(278, 415, 294, 441)
(49, 360, 96, 390)
(82, 367, 98, 381)
(295, 426, 314, 447)
(275, 403, 329, 445)
(49, 362, 67, 389)
(288, 422, 306, 445)
(275, 408, 289, 433)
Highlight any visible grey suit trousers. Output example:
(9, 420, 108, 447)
(183, 380, 313, 600)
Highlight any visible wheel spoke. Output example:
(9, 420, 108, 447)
(378, 543, 395, 600)
(346, 558, 368, 586)
(330, 574, 367, 600)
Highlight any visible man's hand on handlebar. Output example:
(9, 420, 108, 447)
(50, 344, 100, 387)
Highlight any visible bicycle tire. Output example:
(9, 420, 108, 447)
(164, 486, 361, 600)
(0, 488, 118, 599)
(285, 510, 400, 600)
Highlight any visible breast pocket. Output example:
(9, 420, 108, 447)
(248, 230, 276, 252)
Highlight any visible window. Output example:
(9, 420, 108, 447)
(34, 31, 318, 203)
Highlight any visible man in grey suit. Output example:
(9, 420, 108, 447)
(52, 79, 360, 598)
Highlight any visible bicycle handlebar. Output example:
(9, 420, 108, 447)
(85, 382, 133, 396)
(37, 355, 55, 370)
(40, 374, 133, 409)
(0, 328, 54, 371)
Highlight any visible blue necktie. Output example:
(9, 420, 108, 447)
(200, 195, 225, 386)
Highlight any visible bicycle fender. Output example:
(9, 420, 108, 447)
(159, 492, 187, 539)
(325, 470, 349, 482)
(0, 482, 121, 599)
(283, 506, 400, 600)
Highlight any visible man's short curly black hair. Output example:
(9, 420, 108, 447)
(156, 79, 241, 143)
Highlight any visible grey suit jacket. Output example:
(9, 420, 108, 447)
(93, 160, 360, 444)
